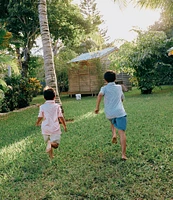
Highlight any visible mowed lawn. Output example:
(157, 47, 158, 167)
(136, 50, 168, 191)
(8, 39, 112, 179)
(0, 86, 173, 200)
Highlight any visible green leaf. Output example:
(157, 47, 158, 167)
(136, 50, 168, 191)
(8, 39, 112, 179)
(0, 79, 7, 91)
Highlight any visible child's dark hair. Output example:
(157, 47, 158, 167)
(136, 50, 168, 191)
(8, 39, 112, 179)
(104, 70, 116, 82)
(43, 86, 56, 100)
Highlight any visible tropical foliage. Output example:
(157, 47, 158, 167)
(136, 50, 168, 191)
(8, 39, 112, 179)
(1, 0, 93, 77)
(149, 9, 173, 39)
(0, 27, 19, 99)
(110, 30, 173, 93)
(29, 77, 42, 97)
(0, 75, 42, 112)
(0, 28, 12, 49)
(133, 0, 173, 13)
(76, 0, 110, 53)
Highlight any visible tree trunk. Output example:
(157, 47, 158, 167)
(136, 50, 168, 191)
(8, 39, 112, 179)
(21, 47, 30, 77)
(38, 0, 61, 105)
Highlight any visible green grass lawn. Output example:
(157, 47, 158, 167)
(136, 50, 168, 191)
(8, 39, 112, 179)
(0, 86, 173, 200)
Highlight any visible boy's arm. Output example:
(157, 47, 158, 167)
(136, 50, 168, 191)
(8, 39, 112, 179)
(59, 117, 67, 132)
(120, 85, 125, 102)
(36, 117, 43, 126)
(95, 93, 103, 114)
(121, 84, 127, 92)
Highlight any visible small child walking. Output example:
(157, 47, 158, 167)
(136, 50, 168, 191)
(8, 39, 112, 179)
(95, 70, 127, 160)
(36, 86, 67, 159)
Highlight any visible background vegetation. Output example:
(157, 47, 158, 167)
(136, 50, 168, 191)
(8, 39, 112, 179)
(0, 0, 173, 104)
(0, 86, 173, 199)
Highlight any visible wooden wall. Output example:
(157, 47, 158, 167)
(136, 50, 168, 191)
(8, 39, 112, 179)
(68, 60, 100, 95)
(116, 72, 132, 90)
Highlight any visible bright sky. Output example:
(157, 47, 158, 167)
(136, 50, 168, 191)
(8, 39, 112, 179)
(73, 0, 161, 43)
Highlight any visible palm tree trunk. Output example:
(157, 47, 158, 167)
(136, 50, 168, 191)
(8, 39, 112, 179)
(38, 0, 61, 105)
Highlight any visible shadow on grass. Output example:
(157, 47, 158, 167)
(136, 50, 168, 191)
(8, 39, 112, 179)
(0, 108, 39, 148)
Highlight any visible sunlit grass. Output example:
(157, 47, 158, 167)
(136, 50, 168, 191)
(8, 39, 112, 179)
(0, 136, 32, 162)
(74, 109, 104, 123)
(0, 86, 173, 199)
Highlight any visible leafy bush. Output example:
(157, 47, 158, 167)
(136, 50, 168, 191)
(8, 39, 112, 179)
(29, 77, 42, 97)
(110, 31, 173, 94)
(0, 75, 34, 112)
(28, 56, 44, 81)
(0, 79, 8, 101)
(57, 71, 69, 92)
(17, 77, 33, 108)
(0, 79, 8, 91)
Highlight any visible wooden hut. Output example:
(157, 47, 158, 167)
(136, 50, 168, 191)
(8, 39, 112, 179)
(68, 47, 118, 96)
(116, 72, 132, 91)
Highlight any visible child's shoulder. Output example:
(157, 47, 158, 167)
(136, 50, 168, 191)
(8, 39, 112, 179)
(55, 103, 61, 108)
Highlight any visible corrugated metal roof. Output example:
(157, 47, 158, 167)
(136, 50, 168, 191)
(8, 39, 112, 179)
(69, 46, 118, 63)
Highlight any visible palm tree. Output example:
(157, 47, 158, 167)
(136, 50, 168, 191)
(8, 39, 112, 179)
(115, 0, 173, 12)
(38, 0, 61, 105)
(133, 0, 172, 11)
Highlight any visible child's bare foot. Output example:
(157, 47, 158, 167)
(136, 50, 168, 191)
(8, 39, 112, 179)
(49, 154, 54, 159)
(112, 137, 117, 144)
(122, 156, 127, 160)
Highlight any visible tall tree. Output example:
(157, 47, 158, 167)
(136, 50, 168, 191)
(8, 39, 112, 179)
(80, 0, 103, 33)
(113, 0, 172, 12)
(38, 0, 61, 105)
(1, 0, 91, 77)
(149, 10, 173, 39)
(48, 0, 91, 45)
(47, 0, 92, 56)
(133, 0, 173, 13)
(78, 0, 110, 53)
(3, 0, 40, 77)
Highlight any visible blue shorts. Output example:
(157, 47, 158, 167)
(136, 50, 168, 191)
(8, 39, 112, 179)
(109, 115, 127, 131)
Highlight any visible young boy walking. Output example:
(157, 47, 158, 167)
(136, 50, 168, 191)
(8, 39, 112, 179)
(95, 70, 127, 160)
(36, 86, 67, 159)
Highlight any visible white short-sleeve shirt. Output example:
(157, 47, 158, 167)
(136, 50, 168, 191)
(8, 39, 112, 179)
(99, 82, 126, 119)
(38, 100, 63, 135)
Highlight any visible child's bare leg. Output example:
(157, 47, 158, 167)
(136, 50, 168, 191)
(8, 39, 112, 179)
(111, 123, 117, 144)
(48, 147, 54, 159)
(47, 142, 59, 159)
(45, 140, 53, 159)
(111, 123, 116, 138)
(118, 130, 127, 160)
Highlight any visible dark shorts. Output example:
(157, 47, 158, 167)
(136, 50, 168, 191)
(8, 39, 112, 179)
(109, 115, 127, 131)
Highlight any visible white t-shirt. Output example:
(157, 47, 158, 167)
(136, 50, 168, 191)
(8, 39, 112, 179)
(99, 82, 126, 119)
(38, 100, 63, 135)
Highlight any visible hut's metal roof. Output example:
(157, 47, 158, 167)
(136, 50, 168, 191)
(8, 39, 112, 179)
(69, 46, 118, 63)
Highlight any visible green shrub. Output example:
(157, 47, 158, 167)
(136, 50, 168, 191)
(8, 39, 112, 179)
(1, 85, 18, 111)
(29, 77, 42, 97)
(17, 77, 33, 108)
(0, 80, 6, 106)
(0, 75, 33, 112)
